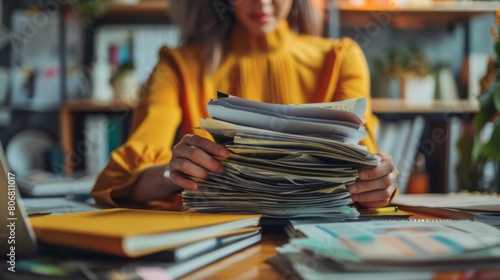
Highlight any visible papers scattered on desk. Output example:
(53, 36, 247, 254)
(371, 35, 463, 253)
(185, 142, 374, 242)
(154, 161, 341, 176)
(22, 197, 99, 216)
(270, 220, 500, 279)
(17, 170, 98, 196)
(392, 193, 500, 227)
(183, 94, 380, 219)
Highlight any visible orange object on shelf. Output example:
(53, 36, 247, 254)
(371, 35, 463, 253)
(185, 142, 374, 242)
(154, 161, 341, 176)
(406, 153, 430, 194)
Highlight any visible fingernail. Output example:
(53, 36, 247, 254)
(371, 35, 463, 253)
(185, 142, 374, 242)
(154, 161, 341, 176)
(349, 184, 358, 193)
(351, 194, 359, 201)
(220, 149, 230, 158)
(359, 172, 367, 180)
(189, 183, 198, 191)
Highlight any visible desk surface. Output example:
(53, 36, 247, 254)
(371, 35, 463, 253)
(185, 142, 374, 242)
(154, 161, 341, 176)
(182, 230, 287, 280)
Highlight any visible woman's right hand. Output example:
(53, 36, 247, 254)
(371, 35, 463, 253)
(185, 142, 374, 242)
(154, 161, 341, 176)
(169, 134, 230, 191)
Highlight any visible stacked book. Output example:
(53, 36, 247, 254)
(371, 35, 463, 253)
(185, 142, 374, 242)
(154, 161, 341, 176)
(182, 93, 380, 219)
(29, 209, 261, 279)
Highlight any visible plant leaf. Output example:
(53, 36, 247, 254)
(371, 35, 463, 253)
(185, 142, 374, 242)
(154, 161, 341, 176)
(481, 119, 500, 161)
(496, 40, 500, 59)
(474, 84, 497, 133)
(495, 84, 500, 112)
(472, 134, 482, 162)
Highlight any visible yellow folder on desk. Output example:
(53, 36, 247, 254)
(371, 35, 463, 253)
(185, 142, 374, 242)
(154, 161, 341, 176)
(29, 208, 261, 258)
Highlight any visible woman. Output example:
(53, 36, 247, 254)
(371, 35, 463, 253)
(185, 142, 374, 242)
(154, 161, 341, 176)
(91, 0, 399, 209)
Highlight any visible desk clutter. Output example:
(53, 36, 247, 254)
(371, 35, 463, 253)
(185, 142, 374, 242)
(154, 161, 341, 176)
(183, 92, 379, 219)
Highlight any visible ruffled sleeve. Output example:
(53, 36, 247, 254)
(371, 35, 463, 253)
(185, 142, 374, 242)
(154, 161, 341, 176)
(91, 47, 183, 207)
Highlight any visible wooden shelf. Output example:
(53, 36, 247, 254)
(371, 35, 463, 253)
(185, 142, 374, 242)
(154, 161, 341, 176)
(372, 98, 480, 114)
(338, 1, 498, 12)
(104, 1, 170, 19)
(338, 0, 498, 28)
(62, 99, 136, 112)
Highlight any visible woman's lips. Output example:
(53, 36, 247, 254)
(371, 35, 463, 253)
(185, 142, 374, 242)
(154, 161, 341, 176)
(249, 12, 272, 24)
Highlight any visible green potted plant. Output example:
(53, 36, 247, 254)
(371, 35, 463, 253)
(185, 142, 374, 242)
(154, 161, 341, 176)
(67, 0, 115, 24)
(373, 46, 434, 104)
(112, 61, 140, 103)
(456, 23, 500, 193)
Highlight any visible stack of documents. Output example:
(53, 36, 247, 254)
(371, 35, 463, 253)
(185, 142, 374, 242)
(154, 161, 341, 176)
(270, 220, 500, 279)
(182, 93, 380, 219)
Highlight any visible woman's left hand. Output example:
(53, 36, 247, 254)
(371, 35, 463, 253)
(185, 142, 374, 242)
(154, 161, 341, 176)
(348, 152, 399, 208)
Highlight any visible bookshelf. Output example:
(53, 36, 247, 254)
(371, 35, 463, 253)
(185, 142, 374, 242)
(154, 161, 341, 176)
(371, 98, 481, 193)
(372, 98, 480, 114)
(328, 1, 497, 193)
(60, 100, 135, 173)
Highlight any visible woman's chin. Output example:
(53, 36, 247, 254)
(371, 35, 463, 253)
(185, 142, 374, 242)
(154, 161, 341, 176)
(247, 21, 279, 36)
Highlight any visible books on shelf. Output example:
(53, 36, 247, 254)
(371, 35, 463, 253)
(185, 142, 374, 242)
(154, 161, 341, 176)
(392, 193, 500, 226)
(270, 220, 500, 280)
(17, 170, 98, 197)
(376, 117, 425, 193)
(183, 93, 380, 219)
(29, 208, 261, 258)
(84, 114, 124, 174)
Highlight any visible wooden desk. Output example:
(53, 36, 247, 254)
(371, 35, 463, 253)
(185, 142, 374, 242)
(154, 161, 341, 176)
(183, 231, 287, 280)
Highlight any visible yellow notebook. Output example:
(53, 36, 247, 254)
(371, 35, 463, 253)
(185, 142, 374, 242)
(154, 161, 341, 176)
(29, 208, 261, 258)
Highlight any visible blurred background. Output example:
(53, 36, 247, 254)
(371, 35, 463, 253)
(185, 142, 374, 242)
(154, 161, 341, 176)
(0, 0, 498, 196)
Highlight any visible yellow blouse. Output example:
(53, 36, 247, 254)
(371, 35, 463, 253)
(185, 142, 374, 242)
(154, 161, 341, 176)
(91, 21, 379, 207)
